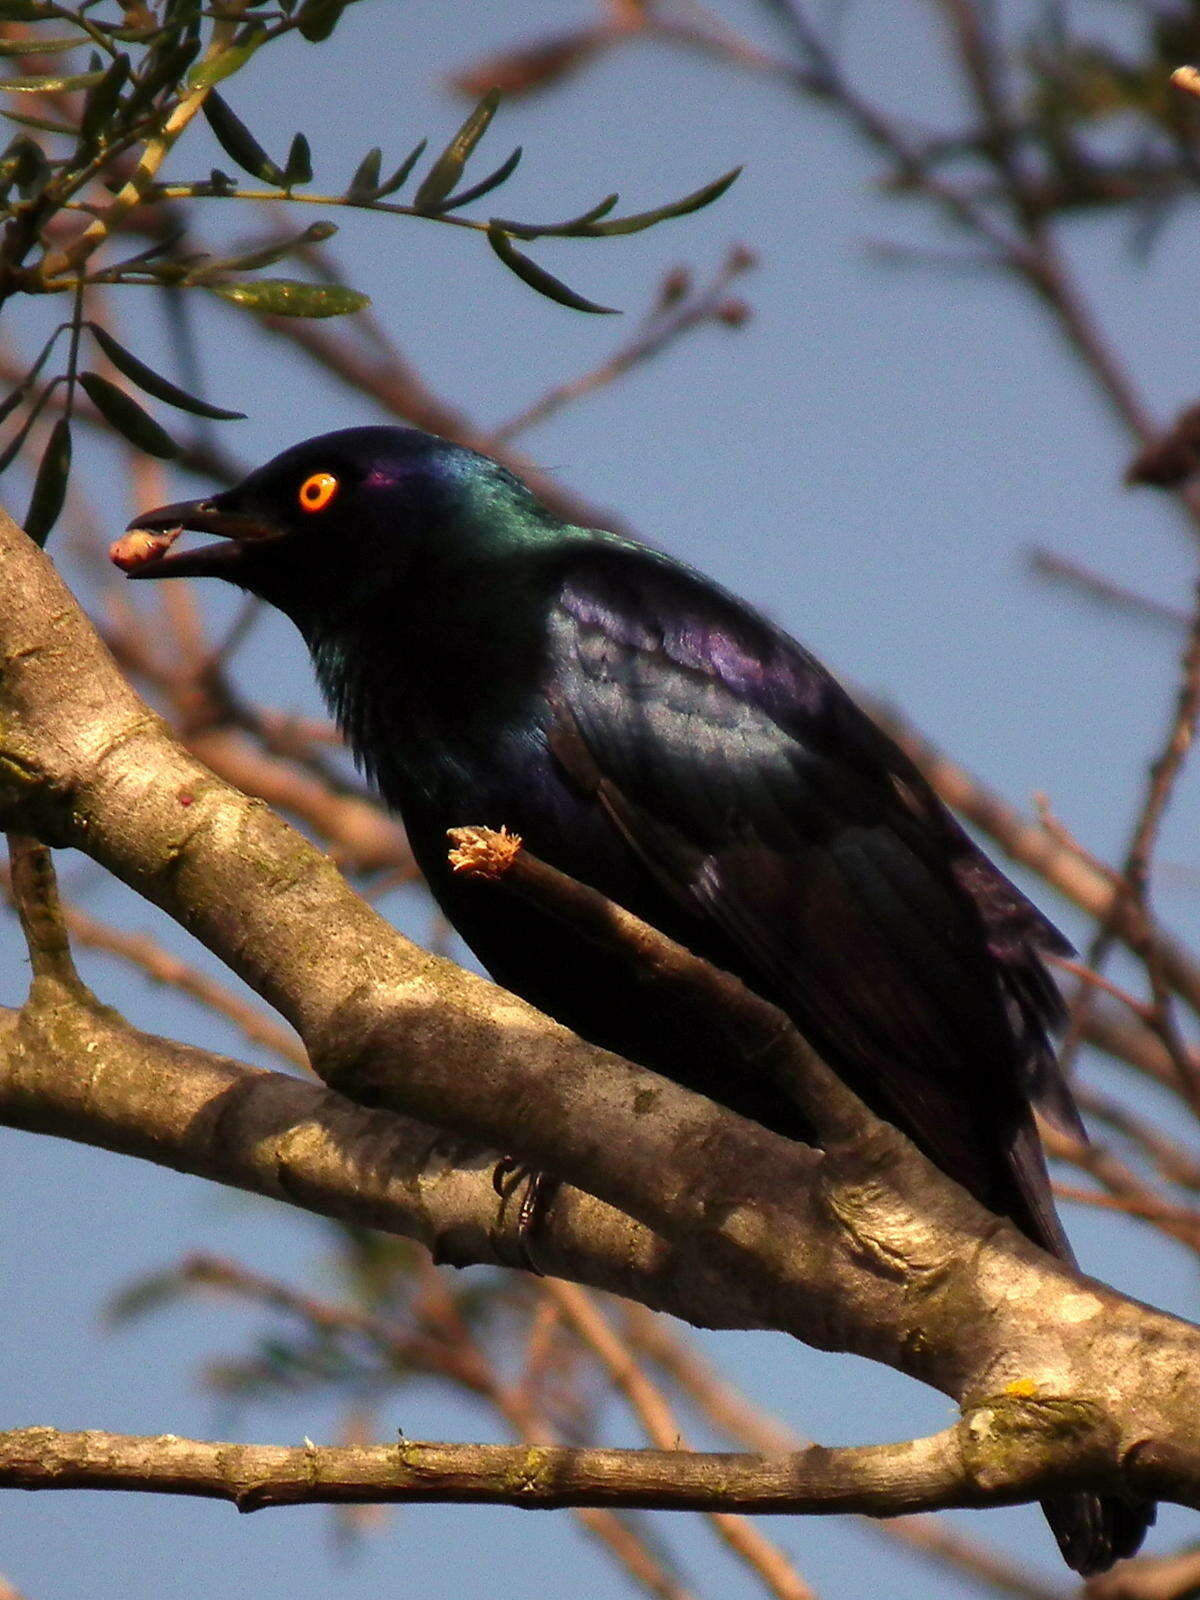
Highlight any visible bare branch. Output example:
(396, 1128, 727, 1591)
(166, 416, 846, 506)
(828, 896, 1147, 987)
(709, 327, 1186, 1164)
(158, 1255, 698, 1600)
(5, 832, 80, 991)
(621, 1307, 1070, 1600)
(547, 1280, 818, 1600)
(1084, 1543, 1200, 1600)
(5, 514, 1200, 1517)
(0, 997, 764, 1331)
(0, 1416, 1128, 1517)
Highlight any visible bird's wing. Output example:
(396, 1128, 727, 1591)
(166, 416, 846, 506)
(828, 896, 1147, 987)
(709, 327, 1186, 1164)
(544, 543, 1078, 1227)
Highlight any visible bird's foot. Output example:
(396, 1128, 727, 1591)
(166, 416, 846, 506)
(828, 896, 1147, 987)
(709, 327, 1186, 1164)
(492, 1157, 560, 1274)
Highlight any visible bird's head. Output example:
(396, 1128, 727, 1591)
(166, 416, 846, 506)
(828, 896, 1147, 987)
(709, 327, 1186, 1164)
(120, 426, 550, 626)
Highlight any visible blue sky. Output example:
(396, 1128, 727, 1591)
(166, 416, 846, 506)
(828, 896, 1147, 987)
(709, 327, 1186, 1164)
(3, 3, 1199, 1596)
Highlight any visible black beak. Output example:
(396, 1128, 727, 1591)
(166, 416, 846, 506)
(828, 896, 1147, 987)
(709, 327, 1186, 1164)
(121, 495, 283, 580)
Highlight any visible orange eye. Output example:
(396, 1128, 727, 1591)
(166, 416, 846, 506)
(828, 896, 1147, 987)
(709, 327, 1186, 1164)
(298, 471, 338, 513)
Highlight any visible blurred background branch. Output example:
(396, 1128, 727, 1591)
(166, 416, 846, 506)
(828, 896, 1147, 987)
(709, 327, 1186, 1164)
(9, 4, 1200, 1600)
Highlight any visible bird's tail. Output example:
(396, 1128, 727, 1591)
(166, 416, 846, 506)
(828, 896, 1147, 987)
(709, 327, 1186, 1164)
(1041, 1490, 1155, 1577)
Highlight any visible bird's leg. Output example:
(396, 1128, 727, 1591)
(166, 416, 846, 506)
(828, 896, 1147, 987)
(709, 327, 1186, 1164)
(491, 1157, 560, 1274)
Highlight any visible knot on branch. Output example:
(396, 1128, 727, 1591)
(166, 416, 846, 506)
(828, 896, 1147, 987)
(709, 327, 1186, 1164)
(960, 1392, 1120, 1499)
(820, 1167, 963, 1286)
(812, 1122, 990, 1296)
(0, 742, 72, 839)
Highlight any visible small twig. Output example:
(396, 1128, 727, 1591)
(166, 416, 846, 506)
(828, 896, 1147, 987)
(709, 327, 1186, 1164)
(1074, 1088, 1200, 1195)
(1040, 1123, 1200, 1251)
(0, 1415, 1115, 1516)
(547, 1280, 818, 1600)
(173, 1254, 491, 1392)
(1049, 1182, 1200, 1240)
(238, 301, 633, 536)
(1029, 549, 1189, 631)
(56, 902, 307, 1069)
(5, 834, 81, 991)
(446, 825, 870, 1148)
(172, 1252, 697, 1600)
(1083, 1540, 1200, 1600)
(1048, 957, 1156, 1028)
(620, 1305, 1068, 1600)
(38, 14, 242, 284)
(1065, 588, 1200, 1102)
(1033, 793, 1122, 887)
(103, 612, 413, 877)
(1082, 1003, 1199, 1097)
(415, 1267, 697, 1600)
(871, 703, 1200, 1027)
(490, 247, 754, 444)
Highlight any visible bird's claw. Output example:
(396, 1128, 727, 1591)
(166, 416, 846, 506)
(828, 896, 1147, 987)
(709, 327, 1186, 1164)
(492, 1157, 559, 1275)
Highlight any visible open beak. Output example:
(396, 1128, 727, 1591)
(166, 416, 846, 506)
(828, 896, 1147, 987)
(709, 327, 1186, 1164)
(120, 495, 283, 580)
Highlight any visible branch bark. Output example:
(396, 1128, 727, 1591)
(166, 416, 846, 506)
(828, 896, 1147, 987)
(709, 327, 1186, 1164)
(2, 508, 1200, 1520)
(0, 1418, 1128, 1516)
(0, 994, 764, 1330)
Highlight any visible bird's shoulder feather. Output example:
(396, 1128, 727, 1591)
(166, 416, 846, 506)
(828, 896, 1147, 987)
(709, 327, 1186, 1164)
(542, 541, 1083, 1202)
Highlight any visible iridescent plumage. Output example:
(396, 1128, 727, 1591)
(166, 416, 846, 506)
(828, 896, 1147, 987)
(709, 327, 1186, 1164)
(125, 426, 1153, 1573)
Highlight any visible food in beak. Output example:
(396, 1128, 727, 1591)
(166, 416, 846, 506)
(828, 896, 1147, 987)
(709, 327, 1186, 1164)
(109, 525, 182, 572)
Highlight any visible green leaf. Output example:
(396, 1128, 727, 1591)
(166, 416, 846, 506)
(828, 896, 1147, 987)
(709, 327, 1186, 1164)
(493, 195, 619, 240)
(0, 385, 24, 425)
(296, 0, 351, 43)
(413, 88, 500, 212)
(80, 52, 130, 146)
(78, 372, 182, 458)
(2, 67, 106, 92)
(105, 1268, 190, 1327)
(208, 278, 369, 318)
(88, 325, 245, 420)
(7, 133, 47, 195)
(551, 193, 619, 232)
(202, 88, 284, 184)
(581, 167, 741, 237)
(0, 321, 68, 424)
(24, 416, 70, 546)
(430, 145, 521, 213)
(123, 32, 201, 118)
(485, 225, 617, 314)
(493, 169, 740, 242)
(374, 138, 425, 198)
(282, 130, 311, 188)
(0, 3, 56, 18)
(1, 106, 77, 134)
(347, 144, 381, 200)
(187, 27, 266, 90)
(0, 382, 55, 472)
(0, 36, 80, 55)
(191, 219, 336, 275)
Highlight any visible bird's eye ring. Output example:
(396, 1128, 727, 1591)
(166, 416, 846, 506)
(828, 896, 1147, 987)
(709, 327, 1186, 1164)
(298, 471, 338, 513)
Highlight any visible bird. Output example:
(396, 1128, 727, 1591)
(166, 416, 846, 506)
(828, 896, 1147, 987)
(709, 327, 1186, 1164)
(121, 424, 1152, 1573)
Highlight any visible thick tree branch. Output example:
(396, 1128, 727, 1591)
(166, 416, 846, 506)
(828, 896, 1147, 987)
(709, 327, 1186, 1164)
(4, 510, 1200, 1517)
(0, 995, 764, 1329)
